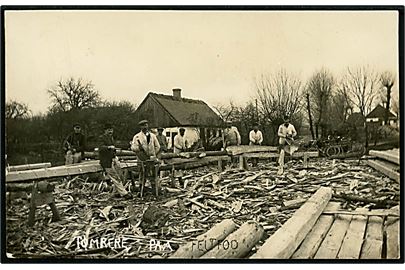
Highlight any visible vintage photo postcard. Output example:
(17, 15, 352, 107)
(1, 6, 403, 263)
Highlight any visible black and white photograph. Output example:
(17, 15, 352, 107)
(1, 5, 403, 262)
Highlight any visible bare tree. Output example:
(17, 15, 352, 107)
(306, 68, 334, 138)
(305, 92, 315, 140)
(5, 100, 30, 119)
(342, 66, 379, 116)
(213, 101, 238, 122)
(380, 71, 395, 124)
(48, 77, 101, 112)
(255, 69, 303, 123)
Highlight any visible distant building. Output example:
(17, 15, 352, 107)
(366, 104, 397, 126)
(134, 88, 225, 150)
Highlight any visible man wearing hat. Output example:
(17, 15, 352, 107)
(99, 123, 132, 199)
(156, 127, 168, 154)
(131, 120, 160, 160)
(63, 123, 86, 165)
(173, 128, 188, 154)
(277, 115, 297, 175)
(131, 120, 161, 194)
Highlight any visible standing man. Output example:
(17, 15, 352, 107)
(249, 123, 263, 167)
(156, 127, 168, 154)
(277, 116, 297, 175)
(63, 123, 86, 165)
(173, 128, 188, 154)
(98, 123, 132, 199)
(224, 121, 241, 148)
(131, 120, 161, 194)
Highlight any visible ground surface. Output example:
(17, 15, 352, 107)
(6, 157, 400, 259)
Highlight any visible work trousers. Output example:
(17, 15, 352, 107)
(65, 151, 82, 165)
(104, 160, 128, 196)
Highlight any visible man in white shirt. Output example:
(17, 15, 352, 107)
(249, 123, 263, 166)
(173, 128, 188, 154)
(131, 120, 161, 195)
(277, 116, 297, 175)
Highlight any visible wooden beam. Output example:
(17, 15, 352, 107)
(386, 206, 400, 259)
(7, 162, 52, 172)
(201, 221, 264, 259)
(6, 161, 137, 183)
(369, 150, 399, 165)
(366, 159, 400, 183)
(360, 216, 383, 259)
(291, 202, 341, 259)
(243, 151, 318, 159)
(337, 208, 368, 259)
(226, 145, 278, 156)
(160, 156, 231, 171)
(250, 187, 332, 259)
(314, 213, 352, 259)
(170, 219, 237, 258)
(322, 210, 399, 217)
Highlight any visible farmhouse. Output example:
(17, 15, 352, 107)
(366, 104, 397, 126)
(134, 89, 225, 150)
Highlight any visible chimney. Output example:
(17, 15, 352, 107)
(172, 88, 182, 99)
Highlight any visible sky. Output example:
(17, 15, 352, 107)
(5, 10, 399, 114)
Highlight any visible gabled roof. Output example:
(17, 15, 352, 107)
(148, 92, 224, 127)
(366, 104, 396, 119)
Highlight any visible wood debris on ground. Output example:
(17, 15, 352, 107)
(5, 157, 400, 259)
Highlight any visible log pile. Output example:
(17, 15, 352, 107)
(366, 148, 400, 183)
(5, 157, 400, 259)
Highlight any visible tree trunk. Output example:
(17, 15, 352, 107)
(171, 219, 237, 258)
(306, 93, 315, 140)
(385, 86, 392, 125)
(201, 220, 264, 259)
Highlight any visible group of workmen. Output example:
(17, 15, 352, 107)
(62, 116, 297, 198)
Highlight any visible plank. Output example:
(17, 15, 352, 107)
(385, 207, 400, 259)
(160, 156, 231, 171)
(202, 221, 264, 259)
(226, 145, 278, 156)
(250, 187, 332, 259)
(291, 202, 341, 259)
(337, 208, 368, 259)
(243, 151, 318, 159)
(366, 159, 400, 183)
(369, 150, 399, 165)
(7, 162, 52, 172)
(360, 216, 383, 259)
(322, 210, 399, 217)
(6, 162, 137, 183)
(171, 219, 237, 258)
(314, 214, 352, 259)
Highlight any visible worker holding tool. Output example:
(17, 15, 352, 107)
(277, 115, 297, 175)
(131, 120, 161, 195)
(98, 123, 132, 199)
(156, 127, 168, 155)
(63, 123, 86, 165)
(224, 121, 241, 148)
(249, 123, 263, 167)
(173, 128, 188, 154)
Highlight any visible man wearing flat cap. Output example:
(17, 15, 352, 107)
(63, 123, 86, 165)
(131, 120, 161, 194)
(131, 120, 160, 160)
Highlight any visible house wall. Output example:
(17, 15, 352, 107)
(159, 127, 223, 151)
(134, 96, 178, 128)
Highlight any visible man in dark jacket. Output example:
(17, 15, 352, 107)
(63, 123, 86, 165)
(99, 123, 132, 199)
(156, 127, 168, 154)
